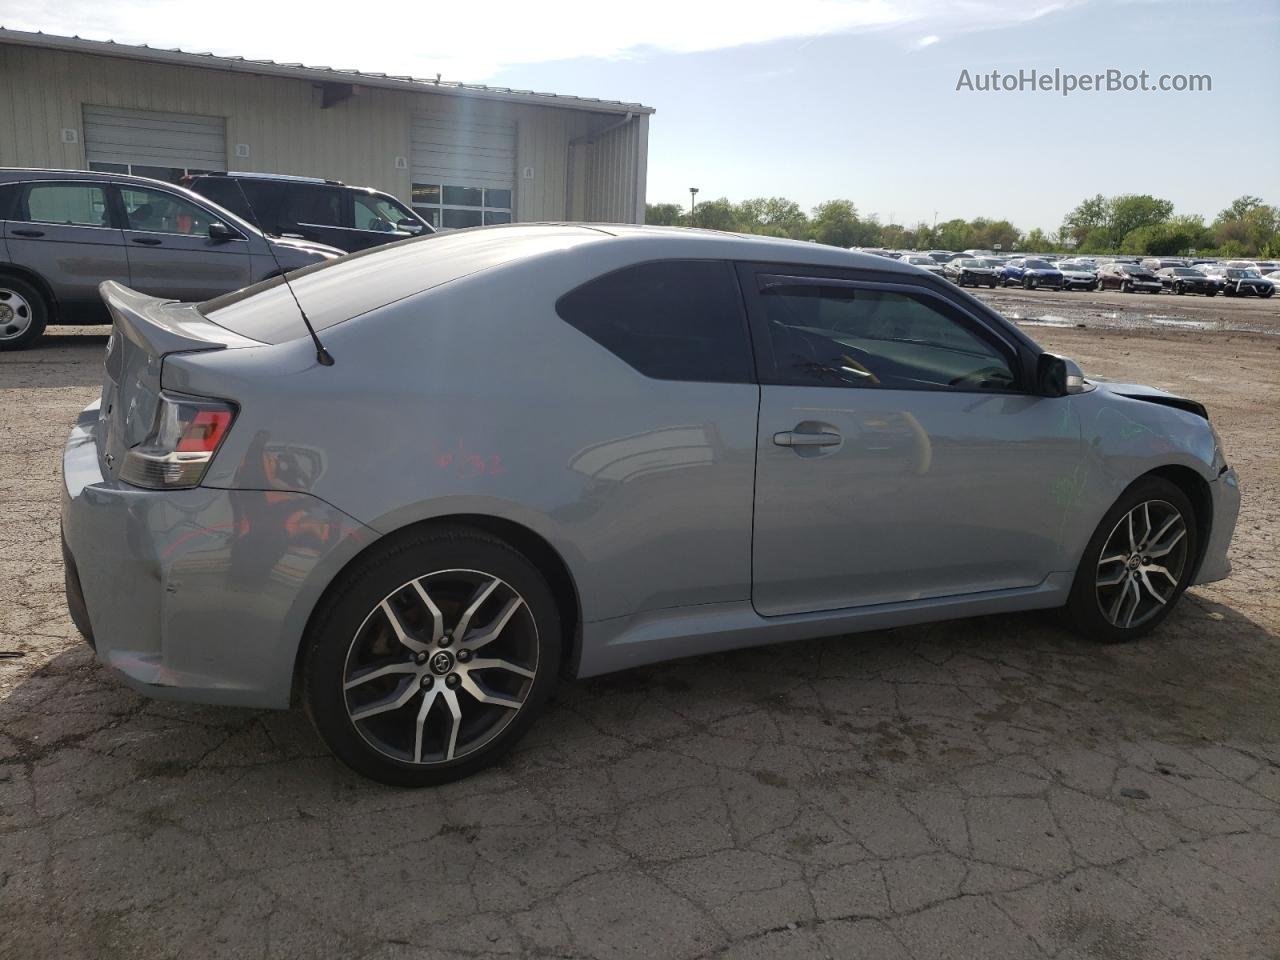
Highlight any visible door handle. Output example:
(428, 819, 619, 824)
(773, 430, 841, 448)
(130, 237, 163, 246)
(12, 229, 44, 238)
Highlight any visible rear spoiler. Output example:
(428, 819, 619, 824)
(100, 281, 262, 357)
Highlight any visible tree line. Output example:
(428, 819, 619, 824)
(645, 194, 1280, 258)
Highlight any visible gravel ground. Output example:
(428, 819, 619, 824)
(2, 295, 1278, 959)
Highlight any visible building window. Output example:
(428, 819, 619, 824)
(88, 162, 216, 185)
(412, 183, 512, 229)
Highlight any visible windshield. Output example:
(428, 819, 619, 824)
(957, 259, 984, 267)
(353, 193, 422, 233)
(1024, 259, 1053, 269)
(1172, 268, 1202, 276)
(1231, 269, 1261, 278)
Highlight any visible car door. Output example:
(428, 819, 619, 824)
(2, 180, 129, 321)
(278, 185, 350, 251)
(117, 184, 252, 301)
(741, 265, 1084, 617)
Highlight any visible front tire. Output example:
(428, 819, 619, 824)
(0, 276, 49, 351)
(1065, 477, 1198, 643)
(304, 525, 562, 786)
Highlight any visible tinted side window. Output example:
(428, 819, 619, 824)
(0, 183, 19, 220)
(191, 178, 252, 221)
(556, 260, 752, 383)
(281, 186, 342, 228)
(758, 280, 1016, 392)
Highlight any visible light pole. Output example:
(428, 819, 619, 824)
(689, 187, 699, 227)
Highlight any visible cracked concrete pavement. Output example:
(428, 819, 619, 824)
(1, 320, 1278, 959)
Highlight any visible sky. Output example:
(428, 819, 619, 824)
(4, 0, 1278, 232)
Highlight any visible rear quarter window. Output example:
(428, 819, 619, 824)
(555, 260, 753, 384)
(0, 183, 19, 220)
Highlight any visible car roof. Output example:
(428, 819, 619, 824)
(0, 166, 191, 188)
(552, 224, 926, 272)
(201, 223, 932, 344)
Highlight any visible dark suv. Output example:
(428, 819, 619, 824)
(0, 168, 341, 350)
(184, 173, 433, 253)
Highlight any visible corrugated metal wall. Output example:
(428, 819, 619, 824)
(582, 114, 649, 224)
(0, 43, 647, 223)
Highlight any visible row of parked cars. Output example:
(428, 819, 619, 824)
(0, 167, 434, 350)
(857, 247, 1278, 299)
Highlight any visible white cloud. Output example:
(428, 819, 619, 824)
(1, 0, 1088, 80)
(913, 34, 941, 48)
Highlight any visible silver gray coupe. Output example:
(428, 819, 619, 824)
(61, 225, 1239, 785)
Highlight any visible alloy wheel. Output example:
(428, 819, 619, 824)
(0, 287, 33, 341)
(342, 569, 539, 765)
(1095, 499, 1189, 629)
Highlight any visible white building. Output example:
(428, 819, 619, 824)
(0, 28, 652, 227)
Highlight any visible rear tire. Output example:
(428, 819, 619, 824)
(0, 276, 49, 351)
(1065, 477, 1198, 643)
(304, 525, 563, 786)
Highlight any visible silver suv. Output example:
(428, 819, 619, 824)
(0, 168, 342, 349)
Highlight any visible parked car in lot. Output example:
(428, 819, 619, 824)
(997, 257, 1064, 290)
(60, 224, 1239, 785)
(184, 172, 433, 254)
(1220, 268, 1275, 298)
(942, 257, 998, 287)
(0, 168, 342, 350)
(1141, 257, 1189, 271)
(1157, 266, 1220, 296)
(1057, 260, 1100, 291)
(1265, 270, 1280, 286)
(1097, 262, 1164, 293)
(899, 254, 946, 277)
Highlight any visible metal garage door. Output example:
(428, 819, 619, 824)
(83, 105, 227, 182)
(410, 115, 516, 229)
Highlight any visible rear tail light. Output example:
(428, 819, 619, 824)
(119, 393, 237, 489)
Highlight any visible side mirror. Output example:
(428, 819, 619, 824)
(1037, 353, 1085, 397)
(208, 222, 238, 242)
(397, 219, 426, 234)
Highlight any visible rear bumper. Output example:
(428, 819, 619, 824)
(61, 402, 377, 709)
(1193, 467, 1240, 586)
